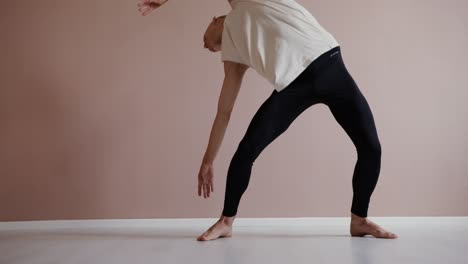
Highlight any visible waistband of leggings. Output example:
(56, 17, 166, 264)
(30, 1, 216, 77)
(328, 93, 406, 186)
(305, 46, 341, 73)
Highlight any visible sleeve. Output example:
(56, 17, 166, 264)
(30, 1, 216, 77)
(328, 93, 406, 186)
(220, 22, 246, 65)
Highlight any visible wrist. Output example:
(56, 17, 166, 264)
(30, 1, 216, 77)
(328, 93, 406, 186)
(202, 157, 213, 166)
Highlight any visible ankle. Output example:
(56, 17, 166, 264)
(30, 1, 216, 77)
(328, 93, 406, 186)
(351, 213, 367, 223)
(220, 215, 235, 225)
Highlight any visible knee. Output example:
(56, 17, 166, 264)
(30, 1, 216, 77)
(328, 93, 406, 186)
(235, 139, 260, 163)
(373, 142, 382, 159)
(358, 140, 381, 159)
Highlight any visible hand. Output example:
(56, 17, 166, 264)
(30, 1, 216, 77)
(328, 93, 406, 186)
(198, 162, 214, 199)
(137, 0, 168, 16)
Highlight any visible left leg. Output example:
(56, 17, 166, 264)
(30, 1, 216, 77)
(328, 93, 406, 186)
(325, 72, 382, 219)
(320, 52, 397, 238)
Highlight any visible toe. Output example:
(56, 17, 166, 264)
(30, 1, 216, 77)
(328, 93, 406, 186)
(377, 230, 397, 239)
(373, 229, 386, 238)
(197, 233, 208, 241)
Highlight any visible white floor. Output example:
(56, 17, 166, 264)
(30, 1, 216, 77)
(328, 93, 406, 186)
(0, 217, 467, 264)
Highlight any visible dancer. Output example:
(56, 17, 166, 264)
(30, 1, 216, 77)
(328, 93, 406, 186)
(137, 0, 398, 241)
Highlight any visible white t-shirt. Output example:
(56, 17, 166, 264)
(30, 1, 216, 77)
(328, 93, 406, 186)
(221, 0, 339, 92)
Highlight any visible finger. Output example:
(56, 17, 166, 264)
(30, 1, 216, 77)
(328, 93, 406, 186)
(198, 183, 201, 196)
(139, 6, 150, 13)
(137, 1, 151, 9)
(199, 181, 204, 197)
(204, 184, 208, 198)
(139, 4, 151, 11)
(143, 8, 153, 16)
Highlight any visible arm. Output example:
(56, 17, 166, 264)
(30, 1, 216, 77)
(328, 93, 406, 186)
(202, 61, 248, 165)
(137, 0, 232, 16)
(198, 61, 248, 198)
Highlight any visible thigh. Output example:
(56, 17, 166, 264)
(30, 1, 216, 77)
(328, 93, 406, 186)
(239, 85, 318, 155)
(324, 67, 381, 150)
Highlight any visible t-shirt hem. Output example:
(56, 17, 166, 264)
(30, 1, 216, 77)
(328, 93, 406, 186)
(221, 58, 246, 64)
(274, 59, 314, 92)
(274, 45, 340, 92)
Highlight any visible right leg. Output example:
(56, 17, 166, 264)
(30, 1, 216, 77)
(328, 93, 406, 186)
(222, 84, 319, 217)
(197, 72, 320, 241)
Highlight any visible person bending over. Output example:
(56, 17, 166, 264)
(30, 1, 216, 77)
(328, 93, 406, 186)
(137, 0, 398, 241)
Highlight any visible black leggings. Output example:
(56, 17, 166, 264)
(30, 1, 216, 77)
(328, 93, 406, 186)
(222, 46, 382, 218)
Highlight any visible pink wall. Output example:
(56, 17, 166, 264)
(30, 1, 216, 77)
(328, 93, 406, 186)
(1, 0, 467, 221)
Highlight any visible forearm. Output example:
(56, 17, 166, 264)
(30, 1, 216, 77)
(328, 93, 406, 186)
(202, 112, 231, 165)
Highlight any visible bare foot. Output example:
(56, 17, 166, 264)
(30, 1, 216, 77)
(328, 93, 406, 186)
(197, 215, 235, 241)
(350, 213, 398, 239)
